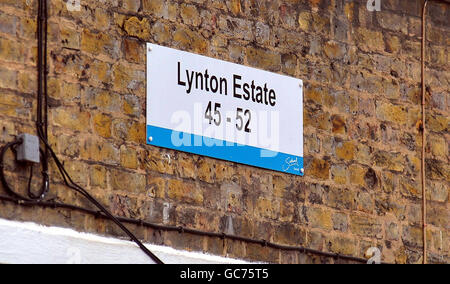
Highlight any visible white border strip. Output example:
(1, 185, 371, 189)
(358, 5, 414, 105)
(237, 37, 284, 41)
(0, 218, 251, 264)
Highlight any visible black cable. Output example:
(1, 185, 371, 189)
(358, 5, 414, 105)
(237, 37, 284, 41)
(7, 0, 164, 264)
(0, 194, 386, 264)
(0, 140, 47, 201)
(0, 141, 30, 201)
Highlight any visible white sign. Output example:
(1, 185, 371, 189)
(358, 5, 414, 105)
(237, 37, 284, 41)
(146, 43, 304, 175)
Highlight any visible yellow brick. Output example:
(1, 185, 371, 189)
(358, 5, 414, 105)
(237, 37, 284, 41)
(376, 102, 407, 125)
(120, 145, 138, 169)
(18, 71, 36, 94)
(127, 121, 145, 143)
(0, 67, 17, 89)
(82, 138, 120, 164)
(148, 176, 166, 198)
(197, 158, 214, 183)
(246, 47, 281, 72)
(20, 18, 37, 39)
(112, 62, 144, 93)
(93, 113, 112, 138)
(173, 26, 208, 54)
(110, 169, 146, 194)
(331, 164, 347, 185)
(60, 26, 80, 49)
(230, 0, 241, 15)
(306, 207, 333, 230)
(123, 17, 151, 40)
(298, 11, 311, 31)
(429, 135, 447, 157)
(344, 2, 355, 21)
(122, 0, 140, 12)
(356, 28, 385, 52)
(180, 4, 201, 26)
(307, 158, 330, 180)
(0, 91, 23, 116)
(152, 22, 171, 44)
(168, 179, 203, 205)
(81, 29, 112, 55)
(0, 38, 24, 62)
(52, 108, 90, 132)
(336, 141, 356, 161)
(95, 8, 110, 30)
(143, 149, 175, 175)
(123, 38, 143, 64)
(142, 0, 165, 14)
(90, 165, 107, 188)
(349, 164, 365, 186)
(328, 236, 357, 255)
(256, 197, 280, 219)
(324, 41, 345, 59)
(178, 154, 197, 179)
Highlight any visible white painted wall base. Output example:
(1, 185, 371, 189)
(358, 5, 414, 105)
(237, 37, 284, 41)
(0, 218, 250, 264)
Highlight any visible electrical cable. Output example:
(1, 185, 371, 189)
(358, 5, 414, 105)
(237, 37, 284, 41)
(3, 0, 165, 264)
(0, 194, 386, 264)
(1, 137, 378, 264)
(0, 140, 47, 201)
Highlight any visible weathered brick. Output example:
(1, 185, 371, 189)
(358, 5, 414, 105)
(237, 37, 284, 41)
(110, 169, 146, 194)
(173, 25, 208, 54)
(327, 235, 357, 256)
(335, 141, 356, 161)
(305, 206, 333, 231)
(332, 212, 348, 232)
(355, 28, 385, 52)
(197, 158, 214, 183)
(350, 215, 382, 238)
(374, 151, 405, 172)
(90, 165, 107, 189)
(93, 113, 112, 138)
(123, 37, 144, 64)
(0, 67, 17, 89)
(256, 197, 280, 220)
(122, 17, 151, 41)
(325, 187, 354, 210)
(142, 0, 164, 15)
(246, 47, 281, 72)
(112, 62, 145, 93)
(376, 101, 407, 125)
(168, 179, 203, 205)
(0, 91, 24, 117)
(180, 4, 201, 26)
(52, 108, 91, 132)
(306, 158, 330, 180)
(0, 38, 24, 63)
(82, 137, 120, 165)
(349, 164, 365, 187)
(120, 145, 139, 169)
(0, 12, 17, 35)
(273, 224, 306, 246)
(60, 25, 80, 49)
(331, 115, 346, 134)
(331, 164, 347, 185)
(81, 29, 117, 57)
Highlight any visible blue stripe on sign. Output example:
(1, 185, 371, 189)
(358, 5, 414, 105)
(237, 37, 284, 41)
(147, 125, 304, 176)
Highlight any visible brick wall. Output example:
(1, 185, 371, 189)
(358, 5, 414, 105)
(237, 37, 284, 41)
(0, 0, 448, 263)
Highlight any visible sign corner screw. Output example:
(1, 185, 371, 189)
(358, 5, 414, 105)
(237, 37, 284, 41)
(148, 136, 153, 142)
(301, 168, 304, 174)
